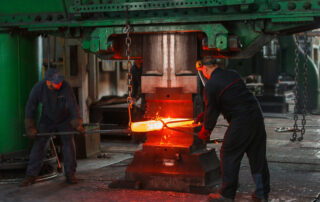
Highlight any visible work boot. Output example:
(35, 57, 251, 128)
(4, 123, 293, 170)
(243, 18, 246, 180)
(19, 176, 36, 187)
(208, 193, 234, 202)
(252, 193, 268, 202)
(65, 174, 78, 184)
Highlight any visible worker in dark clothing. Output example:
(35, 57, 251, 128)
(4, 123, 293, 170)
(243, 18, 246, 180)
(20, 68, 84, 187)
(131, 59, 143, 99)
(196, 57, 270, 202)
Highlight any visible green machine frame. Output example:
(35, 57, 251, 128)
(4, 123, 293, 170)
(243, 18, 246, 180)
(1, 0, 320, 56)
(0, 0, 320, 154)
(0, 34, 41, 154)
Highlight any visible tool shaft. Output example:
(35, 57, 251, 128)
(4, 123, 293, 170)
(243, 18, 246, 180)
(50, 138, 61, 168)
(163, 123, 223, 143)
(24, 129, 130, 137)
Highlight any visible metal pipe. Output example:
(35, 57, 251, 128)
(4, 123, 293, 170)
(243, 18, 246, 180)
(23, 129, 131, 137)
(162, 121, 223, 144)
(198, 71, 206, 86)
(49, 137, 62, 173)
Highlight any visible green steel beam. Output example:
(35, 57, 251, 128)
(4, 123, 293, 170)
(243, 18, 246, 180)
(0, 0, 69, 14)
(0, 0, 319, 29)
(70, 0, 255, 13)
(82, 24, 228, 52)
(0, 0, 318, 58)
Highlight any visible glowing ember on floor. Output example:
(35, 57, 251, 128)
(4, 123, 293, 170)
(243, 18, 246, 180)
(131, 118, 195, 132)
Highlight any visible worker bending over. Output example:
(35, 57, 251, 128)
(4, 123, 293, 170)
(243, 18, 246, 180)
(21, 68, 84, 187)
(196, 57, 270, 202)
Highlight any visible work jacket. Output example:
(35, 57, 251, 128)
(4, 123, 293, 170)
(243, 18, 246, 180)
(25, 80, 80, 131)
(203, 68, 262, 131)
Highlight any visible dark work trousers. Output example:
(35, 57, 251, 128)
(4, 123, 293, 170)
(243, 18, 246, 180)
(26, 126, 77, 177)
(219, 112, 270, 200)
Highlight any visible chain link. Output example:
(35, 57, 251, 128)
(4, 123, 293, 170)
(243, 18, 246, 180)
(298, 32, 308, 141)
(291, 35, 300, 142)
(291, 33, 308, 142)
(124, 10, 134, 128)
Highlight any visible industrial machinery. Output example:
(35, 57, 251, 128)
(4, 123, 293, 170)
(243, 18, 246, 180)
(126, 118, 220, 192)
(1, 0, 320, 190)
(227, 35, 320, 113)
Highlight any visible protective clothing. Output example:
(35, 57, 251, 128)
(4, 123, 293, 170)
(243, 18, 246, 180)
(19, 176, 36, 187)
(24, 119, 37, 139)
(66, 174, 78, 184)
(26, 134, 77, 177)
(24, 69, 81, 179)
(25, 69, 80, 131)
(203, 68, 270, 200)
(208, 193, 234, 202)
(252, 192, 268, 202)
(198, 126, 210, 142)
(195, 111, 205, 124)
(71, 119, 85, 134)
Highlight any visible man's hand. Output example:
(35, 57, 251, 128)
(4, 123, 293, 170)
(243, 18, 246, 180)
(24, 119, 37, 139)
(26, 128, 37, 139)
(198, 126, 211, 142)
(71, 119, 85, 135)
(195, 112, 205, 124)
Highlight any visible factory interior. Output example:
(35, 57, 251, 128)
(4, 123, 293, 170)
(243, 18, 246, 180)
(0, 1, 320, 201)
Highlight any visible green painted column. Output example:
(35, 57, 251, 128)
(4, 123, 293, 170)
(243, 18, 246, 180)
(0, 33, 42, 154)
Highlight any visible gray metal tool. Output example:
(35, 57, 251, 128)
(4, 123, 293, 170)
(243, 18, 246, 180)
(161, 120, 224, 144)
(49, 137, 63, 173)
(23, 129, 130, 137)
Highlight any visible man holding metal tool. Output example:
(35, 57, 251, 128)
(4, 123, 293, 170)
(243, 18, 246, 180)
(195, 57, 270, 202)
(20, 68, 84, 187)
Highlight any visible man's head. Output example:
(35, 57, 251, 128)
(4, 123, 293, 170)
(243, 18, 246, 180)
(196, 57, 219, 79)
(44, 68, 64, 90)
(134, 59, 143, 69)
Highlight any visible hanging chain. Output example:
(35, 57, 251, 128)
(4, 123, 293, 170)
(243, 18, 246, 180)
(298, 32, 308, 141)
(291, 35, 300, 142)
(123, 9, 134, 128)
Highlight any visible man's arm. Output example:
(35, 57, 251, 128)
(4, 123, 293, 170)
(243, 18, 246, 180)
(25, 84, 40, 138)
(25, 84, 40, 119)
(198, 87, 221, 142)
(203, 88, 221, 132)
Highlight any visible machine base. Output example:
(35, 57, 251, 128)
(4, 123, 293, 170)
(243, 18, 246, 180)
(110, 146, 221, 193)
(109, 177, 220, 194)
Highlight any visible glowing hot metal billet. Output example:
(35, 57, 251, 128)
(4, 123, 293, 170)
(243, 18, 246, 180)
(117, 118, 221, 192)
(130, 118, 195, 132)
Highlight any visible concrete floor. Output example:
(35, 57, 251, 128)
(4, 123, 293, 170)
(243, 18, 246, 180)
(0, 114, 319, 202)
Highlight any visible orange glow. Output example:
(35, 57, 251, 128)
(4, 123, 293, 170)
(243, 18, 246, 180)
(131, 118, 195, 132)
(46, 80, 62, 90)
(202, 45, 209, 50)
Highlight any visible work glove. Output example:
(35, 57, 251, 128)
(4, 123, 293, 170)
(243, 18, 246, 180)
(195, 111, 205, 124)
(198, 126, 211, 143)
(70, 119, 85, 135)
(24, 119, 37, 139)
